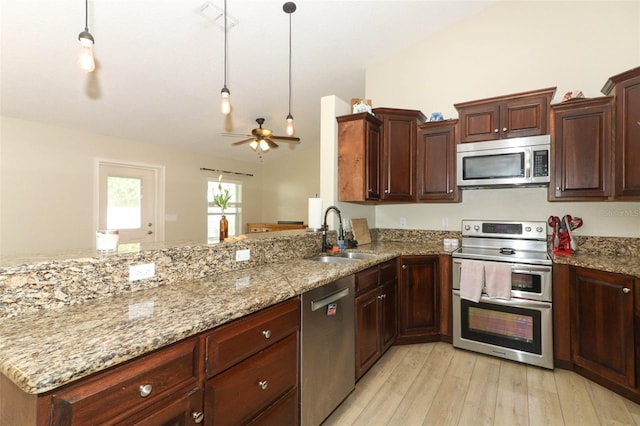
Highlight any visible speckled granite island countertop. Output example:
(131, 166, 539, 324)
(0, 238, 451, 396)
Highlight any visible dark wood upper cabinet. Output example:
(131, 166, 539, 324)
(602, 66, 640, 199)
(372, 108, 426, 202)
(454, 87, 555, 143)
(337, 112, 383, 202)
(416, 119, 460, 202)
(549, 97, 613, 201)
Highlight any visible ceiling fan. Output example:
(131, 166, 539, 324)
(228, 118, 301, 152)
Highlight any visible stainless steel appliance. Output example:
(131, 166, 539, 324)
(301, 275, 355, 425)
(456, 135, 550, 188)
(451, 220, 553, 369)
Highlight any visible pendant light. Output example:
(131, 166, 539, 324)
(220, 0, 231, 115)
(283, 2, 296, 136)
(77, 0, 95, 72)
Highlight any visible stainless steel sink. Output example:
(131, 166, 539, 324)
(307, 255, 360, 264)
(336, 252, 377, 260)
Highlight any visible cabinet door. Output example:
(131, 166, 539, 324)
(355, 287, 381, 380)
(376, 110, 422, 201)
(501, 95, 549, 139)
(365, 119, 382, 200)
(416, 121, 459, 202)
(614, 72, 640, 199)
(550, 98, 612, 200)
(571, 268, 635, 388)
(458, 103, 500, 143)
(398, 256, 439, 343)
(380, 279, 397, 353)
(130, 387, 203, 426)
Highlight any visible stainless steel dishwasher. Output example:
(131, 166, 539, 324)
(300, 275, 355, 426)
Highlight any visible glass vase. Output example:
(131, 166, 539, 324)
(219, 215, 229, 242)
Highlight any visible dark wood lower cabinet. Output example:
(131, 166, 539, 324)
(397, 255, 440, 344)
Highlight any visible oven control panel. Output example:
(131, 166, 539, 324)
(461, 220, 547, 239)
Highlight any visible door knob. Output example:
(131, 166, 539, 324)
(147, 230, 153, 235)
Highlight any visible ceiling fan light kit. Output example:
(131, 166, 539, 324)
(284, 2, 296, 136)
(77, 0, 95, 72)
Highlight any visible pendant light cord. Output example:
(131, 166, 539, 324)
(223, 0, 228, 89)
(84, 0, 89, 31)
(288, 10, 292, 115)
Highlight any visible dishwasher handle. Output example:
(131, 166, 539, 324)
(311, 287, 350, 311)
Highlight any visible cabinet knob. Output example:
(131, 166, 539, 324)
(259, 380, 269, 390)
(494, 129, 499, 133)
(502, 127, 507, 132)
(623, 287, 631, 294)
(384, 189, 389, 193)
(262, 329, 272, 339)
(449, 189, 453, 193)
(402, 265, 407, 269)
(381, 294, 386, 299)
(556, 186, 560, 191)
(139, 384, 153, 398)
(192, 412, 204, 424)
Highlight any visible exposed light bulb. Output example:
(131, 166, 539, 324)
(220, 87, 231, 115)
(286, 114, 295, 136)
(77, 32, 95, 73)
(259, 139, 270, 151)
(249, 140, 259, 151)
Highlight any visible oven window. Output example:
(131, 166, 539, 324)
(463, 152, 525, 180)
(512, 272, 542, 293)
(461, 299, 542, 354)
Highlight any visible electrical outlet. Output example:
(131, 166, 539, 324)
(399, 217, 407, 227)
(442, 217, 449, 228)
(236, 249, 250, 262)
(129, 263, 155, 281)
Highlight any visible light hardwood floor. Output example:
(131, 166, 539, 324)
(324, 342, 640, 426)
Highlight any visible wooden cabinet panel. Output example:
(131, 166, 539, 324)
(603, 66, 640, 199)
(337, 112, 382, 202)
(438, 255, 453, 342)
(416, 120, 460, 202)
(550, 97, 613, 200)
(455, 87, 555, 143)
(249, 388, 298, 426)
(205, 334, 297, 425)
(205, 298, 299, 378)
(355, 265, 379, 294)
(373, 108, 426, 202)
(380, 279, 397, 352)
(50, 338, 199, 426)
(571, 267, 635, 388)
(398, 256, 439, 344)
(129, 387, 202, 426)
(552, 263, 572, 367)
(355, 287, 382, 379)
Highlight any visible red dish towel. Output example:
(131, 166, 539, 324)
(459, 259, 484, 303)
(484, 262, 512, 299)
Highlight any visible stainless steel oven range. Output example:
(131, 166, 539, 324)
(451, 220, 553, 369)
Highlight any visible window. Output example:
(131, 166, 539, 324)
(208, 179, 242, 242)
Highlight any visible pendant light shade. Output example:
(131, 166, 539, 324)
(283, 2, 296, 136)
(77, 0, 95, 72)
(220, 0, 231, 115)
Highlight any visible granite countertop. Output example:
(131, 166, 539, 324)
(0, 241, 450, 395)
(552, 251, 640, 278)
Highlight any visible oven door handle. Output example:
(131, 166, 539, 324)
(452, 290, 552, 309)
(511, 267, 551, 275)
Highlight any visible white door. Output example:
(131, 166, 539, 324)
(98, 163, 159, 245)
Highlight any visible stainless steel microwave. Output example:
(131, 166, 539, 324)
(456, 135, 551, 188)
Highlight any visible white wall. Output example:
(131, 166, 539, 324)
(366, 0, 640, 238)
(0, 117, 264, 255)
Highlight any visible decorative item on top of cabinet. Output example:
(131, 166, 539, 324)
(602, 66, 640, 199)
(354, 259, 398, 380)
(416, 119, 460, 202)
(397, 255, 439, 344)
(454, 87, 555, 143)
(372, 107, 427, 202)
(549, 97, 613, 201)
(337, 112, 382, 203)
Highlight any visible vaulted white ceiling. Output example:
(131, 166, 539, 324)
(1, 0, 497, 162)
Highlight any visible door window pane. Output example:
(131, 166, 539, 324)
(208, 179, 242, 242)
(107, 176, 142, 229)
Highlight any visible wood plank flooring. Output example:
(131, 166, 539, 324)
(324, 342, 640, 426)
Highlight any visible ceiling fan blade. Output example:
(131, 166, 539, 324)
(270, 135, 301, 143)
(265, 138, 279, 149)
(222, 132, 252, 138)
(232, 138, 255, 145)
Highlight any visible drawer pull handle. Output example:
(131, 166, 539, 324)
(623, 287, 631, 294)
(192, 412, 204, 423)
(139, 384, 153, 397)
(259, 380, 268, 390)
(262, 329, 272, 339)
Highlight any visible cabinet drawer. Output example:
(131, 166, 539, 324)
(205, 298, 299, 377)
(205, 333, 298, 425)
(249, 388, 298, 426)
(379, 259, 397, 283)
(51, 338, 199, 426)
(356, 266, 379, 294)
